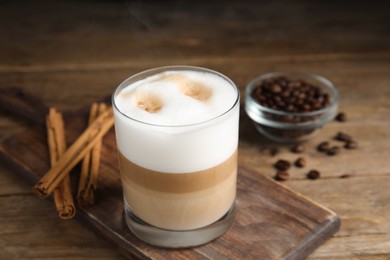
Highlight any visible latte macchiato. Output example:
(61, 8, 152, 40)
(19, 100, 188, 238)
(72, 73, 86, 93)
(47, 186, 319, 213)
(112, 66, 239, 247)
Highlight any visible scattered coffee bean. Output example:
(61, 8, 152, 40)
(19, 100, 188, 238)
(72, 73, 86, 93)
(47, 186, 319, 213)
(274, 159, 291, 171)
(335, 112, 347, 122)
(294, 157, 306, 168)
(274, 170, 290, 181)
(345, 140, 358, 149)
(307, 170, 320, 180)
(327, 146, 340, 156)
(335, 132, 353, 142)
(291, 144, 305, 153)
(317, 141, 330, 152)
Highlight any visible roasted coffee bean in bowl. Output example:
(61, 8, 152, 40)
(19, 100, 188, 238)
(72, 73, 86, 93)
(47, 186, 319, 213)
(245, 72, 339, 143)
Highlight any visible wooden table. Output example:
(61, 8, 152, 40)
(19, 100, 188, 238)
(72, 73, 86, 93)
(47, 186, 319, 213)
(1, 1, 389, 259)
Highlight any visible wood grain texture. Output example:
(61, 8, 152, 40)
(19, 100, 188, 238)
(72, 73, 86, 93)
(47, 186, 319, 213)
(0, 0, 390, 259)
(0, 94, 339, 259)
(0, 1, 389, 68)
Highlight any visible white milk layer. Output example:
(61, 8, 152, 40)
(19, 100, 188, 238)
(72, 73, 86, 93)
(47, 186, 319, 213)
(113, 69, 239, 173)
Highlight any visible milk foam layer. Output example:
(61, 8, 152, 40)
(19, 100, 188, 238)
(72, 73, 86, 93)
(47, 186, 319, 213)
(113, 69, 239, 173)
(115, 70, 237, 126)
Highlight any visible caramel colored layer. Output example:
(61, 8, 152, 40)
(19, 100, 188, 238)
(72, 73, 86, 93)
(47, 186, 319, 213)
(118, 150, 237, 193)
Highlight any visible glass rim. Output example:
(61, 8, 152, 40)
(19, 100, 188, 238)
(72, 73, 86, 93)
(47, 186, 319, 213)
(245, 71, 339, 117)
(112, 65, 240, 128)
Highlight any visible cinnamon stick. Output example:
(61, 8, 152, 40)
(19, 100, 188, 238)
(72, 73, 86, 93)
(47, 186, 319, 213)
(77, 103, 107, 206)
(33, 106, 114, 198)
(46, 108, 75, 219)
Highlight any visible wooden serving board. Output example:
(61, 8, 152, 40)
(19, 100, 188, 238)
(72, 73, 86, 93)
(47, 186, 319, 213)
(0, 88, 340, 259)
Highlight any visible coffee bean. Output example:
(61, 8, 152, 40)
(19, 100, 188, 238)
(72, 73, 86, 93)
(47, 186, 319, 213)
(274, 171, 289, 181)
(291, 144, 305, 153)
(270, 83, 282, 93)
(282, 90, 290, 98)
(294, 157, 306, 168)
(327, 146, 340, 156)
(250, 76, 333, 141)
(345, 140, 358, 149)
(317, 141, 330, 152)
(307, 170, 320, 180)
(251, 76, 330, 113)
(335, 132, 353, 142)
(335, 112, 347, 122)
(274, 159, 291, 171)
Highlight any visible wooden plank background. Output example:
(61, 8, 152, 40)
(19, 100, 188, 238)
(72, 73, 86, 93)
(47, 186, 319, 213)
(1, 0, 390, 259)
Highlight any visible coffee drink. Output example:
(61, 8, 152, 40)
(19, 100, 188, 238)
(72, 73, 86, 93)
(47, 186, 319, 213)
(112, 66, 239, 246)
(118, 150, 237, 230)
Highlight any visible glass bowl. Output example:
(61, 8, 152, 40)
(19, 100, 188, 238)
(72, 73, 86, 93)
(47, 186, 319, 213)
(245, 72, 339, 143)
